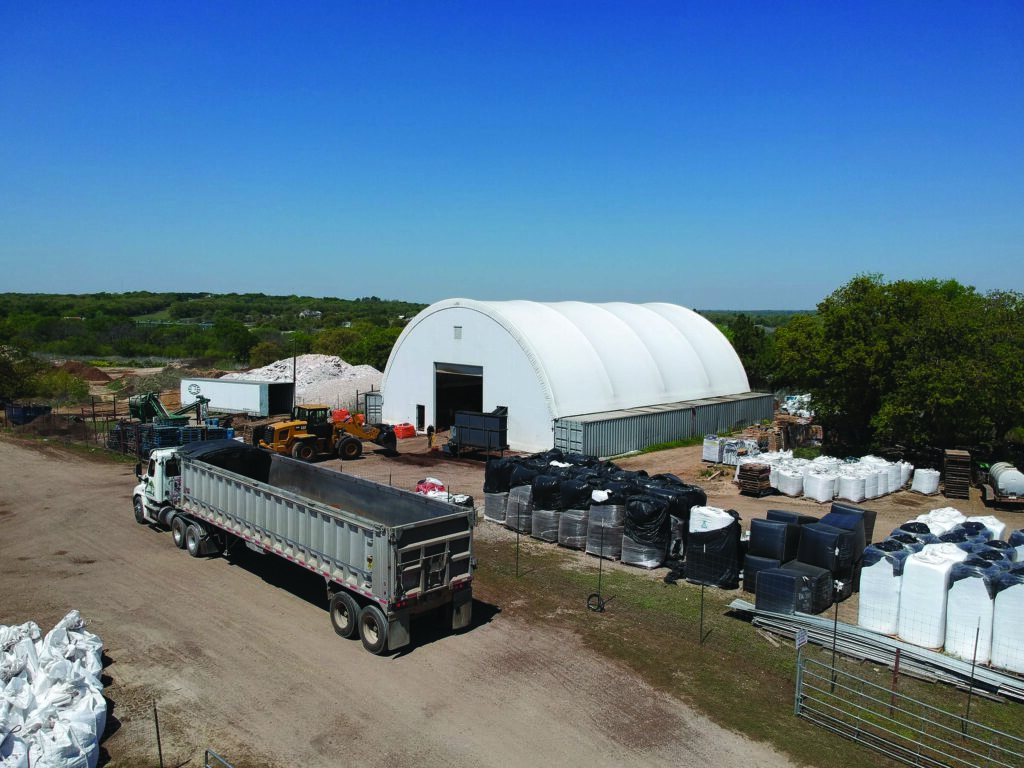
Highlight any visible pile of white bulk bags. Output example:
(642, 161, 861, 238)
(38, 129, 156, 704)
(858, 541, 912, 634)
(945, 558, 1004, 664)
(992, 568, 1024, 674)
(0, 611, 105, 768)
(910, 468, 941, 495)
(897, 543, 970, 648)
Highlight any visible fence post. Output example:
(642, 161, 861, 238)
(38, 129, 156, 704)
(794, 638, 805, 716)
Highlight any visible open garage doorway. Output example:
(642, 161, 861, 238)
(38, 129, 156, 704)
(434, 362, 482, 430)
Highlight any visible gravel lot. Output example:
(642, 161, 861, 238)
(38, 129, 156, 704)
(0, 437, 801, 768)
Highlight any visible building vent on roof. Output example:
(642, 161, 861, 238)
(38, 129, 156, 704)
(454, 325, 462, 340)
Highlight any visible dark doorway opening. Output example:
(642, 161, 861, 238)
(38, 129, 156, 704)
(434, 363, 483, 430)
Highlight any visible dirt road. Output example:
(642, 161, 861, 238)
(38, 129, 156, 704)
(0, 439, 793, 768)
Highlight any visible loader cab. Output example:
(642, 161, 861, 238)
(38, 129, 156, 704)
(292, 404, 332, 440)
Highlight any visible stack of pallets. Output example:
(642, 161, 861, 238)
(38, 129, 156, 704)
(943, 449, 971, 500)
(738, 463, 773, 498)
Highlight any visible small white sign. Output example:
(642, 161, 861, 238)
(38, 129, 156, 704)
(795, 629, 808, 649)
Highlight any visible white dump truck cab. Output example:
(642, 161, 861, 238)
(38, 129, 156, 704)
(133, 448, 182, 527)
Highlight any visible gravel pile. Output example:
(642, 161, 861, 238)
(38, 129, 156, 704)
(223, 354, 383, 409)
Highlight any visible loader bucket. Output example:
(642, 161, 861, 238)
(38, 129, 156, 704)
(377, 428, 398, 455)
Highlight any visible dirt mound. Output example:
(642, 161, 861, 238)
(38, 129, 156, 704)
(15, 412, 94, 440)
(57, 361, 113, 382)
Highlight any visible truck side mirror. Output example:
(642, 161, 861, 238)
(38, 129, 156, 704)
(135, 462, 143, 481)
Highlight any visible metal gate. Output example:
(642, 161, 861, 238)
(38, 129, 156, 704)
(795, 654, 1024, 768)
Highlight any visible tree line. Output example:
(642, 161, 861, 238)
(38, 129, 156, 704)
(0, 292, 426, 370)
(4, 282, 1023, 459)
(721, 275, 1024, 455)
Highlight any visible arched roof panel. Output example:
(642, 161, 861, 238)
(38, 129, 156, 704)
(384, 298, 751, 420)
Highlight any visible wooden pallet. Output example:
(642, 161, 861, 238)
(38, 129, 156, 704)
(943, 449, 971, 499)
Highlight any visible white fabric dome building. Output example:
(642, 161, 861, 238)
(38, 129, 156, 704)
(381, 299, 771, 455)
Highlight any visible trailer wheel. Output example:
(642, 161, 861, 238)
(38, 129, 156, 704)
(185, 524, 204, 557)
(338, 437, 362, 460)
(358, 605, 389, 655)
(171, 516, 188, 549)
(292, 441, 317, 461)
(329, 592, 360, 639)
(133, 496, 147, 525)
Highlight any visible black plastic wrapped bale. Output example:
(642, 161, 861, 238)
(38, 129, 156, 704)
(483, 491, 509, 523)
(586, 504, 625, 560)
(669, 515, 687, 558)
(504, 485, 534, 534)
(531, 475, 562, 511)
(756, 561, 833, 615)
(622, 496, 671, 568)
(685, 512, 741, 589)
(483, 458, 516, 494)
(559, 478, 592, 511)
(743, 554, 782, 593)
(766, 509, 818, 526)
(558, 508, 590, 550)
(829, 501, 876, 544)
(509, 464, 538, 491)
(748, 519, 801, 563)
(531, 509, 560, 542)
(621, 532, 667, 569)
(798, 522, 856, 581)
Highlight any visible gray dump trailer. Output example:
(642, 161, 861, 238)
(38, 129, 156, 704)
(133, 439, 474, 654)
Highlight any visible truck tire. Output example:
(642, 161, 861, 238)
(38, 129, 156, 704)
(171, 515, 188, 549)
(338, 437, 362, 461)
(292, 442, 317, 462)
(358, 605, 389, 655)
(329, 592, 360, 639)
(185, 523, 204, 557)
(133, 496, 147, 525)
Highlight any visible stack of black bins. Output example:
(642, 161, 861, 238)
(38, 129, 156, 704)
(755, 561, 834, 614)
(752, 501, 873, 614)
(743, 518, 802, 593)
(818, 505, 871, 596)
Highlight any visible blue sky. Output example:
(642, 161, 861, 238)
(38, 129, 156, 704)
(2, 2, 1021, 309)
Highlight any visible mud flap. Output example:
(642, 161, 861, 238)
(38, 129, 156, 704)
(451, 588, 472, 630)
(388, 613, 411, 651)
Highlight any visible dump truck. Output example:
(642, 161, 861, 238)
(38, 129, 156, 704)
(257, 404, 398, 461)
(132, 439, 474, 654)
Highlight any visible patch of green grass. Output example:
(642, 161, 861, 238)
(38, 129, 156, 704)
(474, 542, 1024, 767)
(636, 435, 707, 454)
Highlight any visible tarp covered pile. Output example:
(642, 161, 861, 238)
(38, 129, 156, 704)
(0, 611, 105, 768)
(482, 448, 707, 571)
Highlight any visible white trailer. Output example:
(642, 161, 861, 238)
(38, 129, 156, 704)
(133, 440, 474, 654)
(179, 378, 295, 417)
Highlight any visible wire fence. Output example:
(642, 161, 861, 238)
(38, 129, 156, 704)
(796, 654, 1024, 768)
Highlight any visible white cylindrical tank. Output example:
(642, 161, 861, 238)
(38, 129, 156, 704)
(990, 462, 1024, 497)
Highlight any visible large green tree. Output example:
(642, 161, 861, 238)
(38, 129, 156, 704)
(773, 275, 1024, 450)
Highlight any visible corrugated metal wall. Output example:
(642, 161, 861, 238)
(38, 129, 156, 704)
(553, 393, 774, 458)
